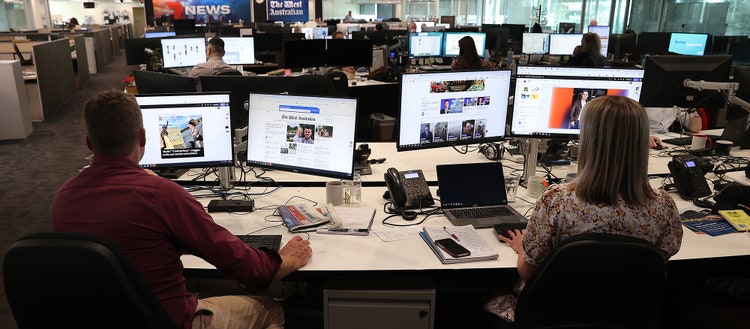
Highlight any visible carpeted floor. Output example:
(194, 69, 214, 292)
(0, 51, 133, 329)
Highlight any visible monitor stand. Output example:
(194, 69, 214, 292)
(154, 168, 188, 179)
(354, 162, 372, 175)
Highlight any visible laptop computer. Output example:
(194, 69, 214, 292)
(436, 162, 526, 229)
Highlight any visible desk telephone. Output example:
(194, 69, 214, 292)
(668, 155, 712, 200)
(384, 168, 434, 210)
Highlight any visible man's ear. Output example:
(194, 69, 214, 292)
(85, 135, 93, 151)
(139, 128, 146, 147)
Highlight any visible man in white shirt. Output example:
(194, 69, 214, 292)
(188, 37, 235, 78)
(646, 106, 702, 147)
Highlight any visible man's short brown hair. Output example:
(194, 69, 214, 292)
(83, 90, 142, 157)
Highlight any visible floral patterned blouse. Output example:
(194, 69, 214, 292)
(524, 183, 683, 265)
(485, 183, 683, 322)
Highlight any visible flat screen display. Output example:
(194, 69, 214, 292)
(145, 31, 176, 38)
(245, 93, 358, 180)
(511, 66, 644, 138)
(668, 33, 709, 56)
(443, 32, 486, 58)
(409, 32, 444, 58)
(397, 70, 512, 151)
(135, 93, 234, 169)
(160, 37, 206, 68)
(549, 33, 582, 55)
(587, 25, 610, 56)
(222, 37, 255, 65)
(522, 33, 550, 54)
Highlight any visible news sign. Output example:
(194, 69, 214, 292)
(267, 0, 309, 23)
(153, 0, 250, 23)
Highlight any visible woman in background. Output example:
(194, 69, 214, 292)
(567, 32, 610, 67)
(451, 36, 483, 70)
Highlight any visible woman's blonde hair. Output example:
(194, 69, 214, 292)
(579, 32, 602, 56)
(574, 96, 655, 206)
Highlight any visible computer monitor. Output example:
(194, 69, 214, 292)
(511, 66, 644, 138)
(300, 27, 313, 40)
(414, 21, 435, 33)
(443, 32, 486, 58)
(325, 39, 373, 67)
(558, 22, 576, 33)
(160, 37, 206, 68)
(587, 25, 610, 56)
(668, 33, 709, 56)
(145, 31, 176, 38)
(283, 39, 326, 68)
(221, 37, 255, 65)
(313, 27, 329, 39)
(640, 55, 733, 108)
(607, 33, 637, 62)
(253, 33, 282, 52)
(484, 28, 509, 56)
(408, 32, 444, 58)
(522, 33, 550, 54)
(397, 70, 512, 151)
(351, 31, 388, 46)
(501, 24, 526, 40)
(245, 93, 358, 180)
(549, 33, 582, 55)
(637, 32, 671, 56)
(734, 66, 750, 103)
(124, 38, 162, 65)
(173, 19, 197, 35)
(132, 70, 197, 94)
(135, 93, 234, 170)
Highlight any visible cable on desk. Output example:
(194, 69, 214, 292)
(381, 200, 442, 227)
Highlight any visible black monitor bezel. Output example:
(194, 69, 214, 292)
(640, 55, 733, 108)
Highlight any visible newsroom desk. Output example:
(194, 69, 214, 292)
(179, 141, 750, 328)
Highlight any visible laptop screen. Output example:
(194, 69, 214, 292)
(436, 162, 508, 208)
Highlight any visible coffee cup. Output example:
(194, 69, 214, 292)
(714, 139, 732, 156)
(690, 134, 712, 150)
(326, 181, 344, 206)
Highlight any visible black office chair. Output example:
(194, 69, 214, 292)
(512, 233, 667, 329)
(325, 70, 350, 96)
(293, 74, 336, 96)
(3, 231, 176, 329)
(13, 42, 34, 66)
(215, 69, 243, 76)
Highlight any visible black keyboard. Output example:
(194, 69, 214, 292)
(451, 206, 513, 219)
(662, 137, 692, 146)
(235, 234, 282, 251)
(493, 222, 528, 240)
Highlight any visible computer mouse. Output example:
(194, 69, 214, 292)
(652, 143, 664, 150)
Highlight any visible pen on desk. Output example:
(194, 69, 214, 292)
(443, 226, 460, 241)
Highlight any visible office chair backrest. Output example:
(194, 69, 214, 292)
(132, 70, 197, 94)
(514, 233, 666, 329)
(325, 71, 349, 96)
(293, 74, 336, 96)
(3, 231, 176, 329)
(215, 69, 242, 76)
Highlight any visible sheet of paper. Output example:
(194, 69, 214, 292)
(374, 226, 423, 242)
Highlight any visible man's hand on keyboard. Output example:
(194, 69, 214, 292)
(274, 235, 312, 280)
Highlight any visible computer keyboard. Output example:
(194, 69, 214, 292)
(235, 234, 282, 251)
(451, 206, 513, 219)
(493, 222, 528, 240)
(661, 137, 692, 146)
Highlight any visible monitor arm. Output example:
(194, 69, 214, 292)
(683, 79, 750, 113)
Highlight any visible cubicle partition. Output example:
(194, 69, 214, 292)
(83, 30, 110, 72)
(73, 34, 90, 88)
(31, 38, 76, 121)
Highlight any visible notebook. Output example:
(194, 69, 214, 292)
(436, 162, 526, 229)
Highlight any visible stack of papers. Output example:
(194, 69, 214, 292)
(420, 225, 498, 264)
(317, 206, 376, 236)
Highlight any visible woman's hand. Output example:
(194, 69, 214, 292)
(498, 229, 525, 254)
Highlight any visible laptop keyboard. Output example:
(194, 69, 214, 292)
(235, 234, 282, 251)
(493, 222, 528, 240)
(450, 206, 513, 219)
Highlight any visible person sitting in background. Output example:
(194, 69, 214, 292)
(486, 95, 682, 325)
(52, 90, 312, 329)
(67, 17, 81, 32)
(188, 37, 235, 78)
(645, 106, 703, 148)
(567, 32, 610, 67)
(451, 36, 484, 70)
(331, 31, 345, 39)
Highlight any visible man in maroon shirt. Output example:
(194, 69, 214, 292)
(52, 90, 312, 329)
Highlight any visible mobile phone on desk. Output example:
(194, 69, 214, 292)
(434, 238, 470, 258)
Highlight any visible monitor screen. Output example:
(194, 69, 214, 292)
(145, 31, 176, 38)
(607, 33, 637, 62)
(501, 24, 526, 40)
(442, 32, 486, 58)
(300, 27, 313, 40)
(325, 39, 373, 67)
(397, 70, 512, 151)
(587, 25, 610, 56)
(558, 22, 576, 33)
(135, 93, 234, 169)
(160, 37, 206, 68)
(222, 37, 255, 65)
(484, 28, 509, 55)
(253, 33, 282, 52)
(549, 33, 582, 55)
(640, 55, 733, 108)
(522, 33, 550, 54)
(511, 66, 644, 138)
(637, 32, 672, 56)
(245, 93, 358, 180)
(283, 39, 326, 68)
(313, 27, 329, 39)
(409, 32, 444, 58)
(668, 33, 709, 56)
(124, 38, 162, 65)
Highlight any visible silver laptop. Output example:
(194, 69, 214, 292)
(436, 162, 526, 228)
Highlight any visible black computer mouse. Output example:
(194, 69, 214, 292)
(652, 143, 664, 150)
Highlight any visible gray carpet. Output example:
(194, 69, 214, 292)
(0, 51, 133, 328)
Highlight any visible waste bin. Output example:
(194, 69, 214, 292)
(370, 113, 395, 141)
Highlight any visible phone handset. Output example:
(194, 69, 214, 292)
(384, 167, 435, 220)
(668, 155, 712, 201)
